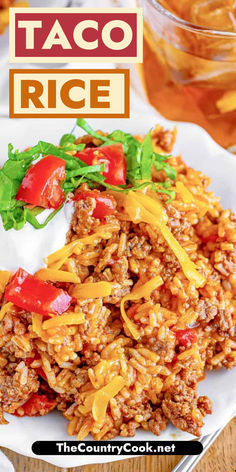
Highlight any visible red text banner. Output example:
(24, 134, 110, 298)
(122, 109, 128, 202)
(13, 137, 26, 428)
(9, 8, 143, 63)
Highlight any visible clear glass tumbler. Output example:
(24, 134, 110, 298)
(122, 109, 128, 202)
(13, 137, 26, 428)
(136, 0, 236, 148)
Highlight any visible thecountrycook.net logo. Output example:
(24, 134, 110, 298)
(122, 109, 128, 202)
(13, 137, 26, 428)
(9, 7, 142, 118)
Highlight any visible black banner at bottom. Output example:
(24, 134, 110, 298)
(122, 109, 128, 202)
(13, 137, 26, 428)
(32, 440, 203, 456)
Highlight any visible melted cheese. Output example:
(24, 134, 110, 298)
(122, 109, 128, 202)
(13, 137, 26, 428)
(35, 268, 80, 284)
(158, 224, 205, 288)
(42, 312, 85, 330)
(32, 313, 43, 337)
(92, 376, 125, 423)
(120, 276, 163, 340)
(132, 191, 168, 224)
(123, 192, 205, 289)
(0, 271, 11, 293)
(78, 376, 125, 424)
(71, 281, 112, 299)
(0, 302, 13, 322)
(176, 182, 193, 204)
(44, 224, 118, 269)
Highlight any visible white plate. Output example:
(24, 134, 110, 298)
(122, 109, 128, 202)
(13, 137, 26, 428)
(0, 113, 235, 467)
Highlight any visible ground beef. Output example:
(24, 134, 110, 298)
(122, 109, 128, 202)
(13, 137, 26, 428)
(197, 299, 218, 323)
(0, 365, 39, 417)
(68, 198, 98, 238)
(216, 308, 235, 336)
(128, 235, 151, 259)
(147, 407, 168, 436)
(151, 126, 177, 153)
(180, 359, 202, 387)
(120, 420, 140, 437)
(141, 337, 170, 363)
(197, 396, 212, 416)
(115, 392, 152, 424)
(162, 380, 204, 437)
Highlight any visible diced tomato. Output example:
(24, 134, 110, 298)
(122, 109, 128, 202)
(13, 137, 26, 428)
(16, 155, 66, 209)
(175, 328, 197, 346)
(74, 190, 116, 219)
(5, 268, 72, 318)
(25, 357, 35, 367)
(14, 393, 56, 417)
(201, 234, 218, 243)
(76, 144, 126, 186)
(35, 367, 47, 381)
(25, 354, 47, 381)
(171, 353, 178, 364)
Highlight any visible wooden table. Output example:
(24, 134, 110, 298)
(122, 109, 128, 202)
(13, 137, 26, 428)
(1, 417, 235, 472)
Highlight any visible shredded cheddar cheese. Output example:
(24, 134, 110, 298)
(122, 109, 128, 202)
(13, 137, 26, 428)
(44, 240, 79, 266)
(32, 313, 43, 337)
(0, 270, 11, 293)
(158, 224, 205, 288)
(120, 276, 163, 340)
(42, 312, 85, 330)
(176, 182, 193, 204)
(79, 376, 125, 423)
(45, 225, 118, 268)
(35, 268, 80, 284)
(133, 191, 168, 224)
(77, 419, 93, 441)
(78, 393, 95, 415)
(0, 302, 13, 322)
(50, 255, 70, 271)
(123, 192, 205, 289)
(92, 376, 125, 423)
(71, 281, 112, 299)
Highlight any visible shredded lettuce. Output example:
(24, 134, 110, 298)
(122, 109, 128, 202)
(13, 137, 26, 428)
(0, 119, 177, 231)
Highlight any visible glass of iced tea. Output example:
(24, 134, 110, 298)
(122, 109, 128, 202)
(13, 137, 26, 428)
(136, 0, 236, 148)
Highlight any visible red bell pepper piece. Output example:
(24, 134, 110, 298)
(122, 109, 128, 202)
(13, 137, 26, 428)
(76, 144, 127, 186)
(14, 393, 56, 417)
(74, 190, 116, 219)
(5, 268, 72, 318)
(25, 354, 47, 381)
(16, 155, 66, 209)
(176, 328, 197, 346)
